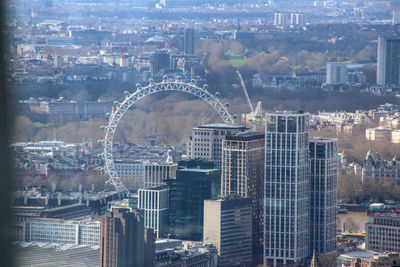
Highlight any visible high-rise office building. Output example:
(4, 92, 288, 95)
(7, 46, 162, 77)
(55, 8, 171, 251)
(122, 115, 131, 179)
(150, 50, 170, 74)
(264, 111, 309, 266)
(186, 123, 246, 160)
(99, 208, 154, 267)
(377, 37, 400, 86)
(138, 186, 169, 239)
(203, 197, 253, 267)
(309, 138, 338, 255)
(167, 164, 220, 241)
(221, 132, 265, 264)
(326, 62, 348, 84)
(184, 28, 195, 55)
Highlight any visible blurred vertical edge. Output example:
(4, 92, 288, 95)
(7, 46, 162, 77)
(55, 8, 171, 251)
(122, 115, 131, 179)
(0, 0, 14, 266)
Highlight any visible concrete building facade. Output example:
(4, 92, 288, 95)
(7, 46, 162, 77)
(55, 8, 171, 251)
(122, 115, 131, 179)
(366, 215, 400, 253)
(365, 127, 392, 141)
(138, 186, 169, 239)
(99, 208, 154, 267)
(203, 197, 253, 267)
(377, 37, 400, 86)
(186, 123, 246, 161)
(326, 62, 348, 85)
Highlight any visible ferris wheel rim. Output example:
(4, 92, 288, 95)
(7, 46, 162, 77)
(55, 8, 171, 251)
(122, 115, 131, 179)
(101, 79, 234, 196)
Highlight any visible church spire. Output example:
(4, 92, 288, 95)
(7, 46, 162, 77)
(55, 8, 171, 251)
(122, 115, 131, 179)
(310, 250, 318, 267)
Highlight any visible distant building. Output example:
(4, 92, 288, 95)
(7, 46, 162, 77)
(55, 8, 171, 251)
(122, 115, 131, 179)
(99, 208, 154, 267)
(362, 151, 400, 182)
(233, 31, 255, 42)
(337, 251, 400, 267)
(184, 28, 195, 55)
(155, 239, 218, 267)
(264, 111, 309, 266)
(20, 98, 113, 120)
(144, 162, 177, 188)
(393, 9, 400, 25)
(138, 186, 169, 239)
(392, 130, 400, 143)
(203, 197, 253, 267)
(15, 242, 100, 267)
(348, 71, 367, 84)
(186, 123, 246, 161)
(114, 160, 177, 189)
(326, 62, 348, 85)
(252, 73, 296, 88)
(309, 138, 338, 255)
(167, 165, 220, 241)
(377, 37, 400, 86)
(274, 13, 288, 26)
(23, 218, 100, 246)
(293, 72, 326, 85)
(150, 50, 170, 74)
(366, 214, 400, 253)
(365, 127, 392, 141)
(147, 132, 159, 146)
(221, 131, 264, 264)
(114, 160, 145, 190)
(290, 13, 304, 25)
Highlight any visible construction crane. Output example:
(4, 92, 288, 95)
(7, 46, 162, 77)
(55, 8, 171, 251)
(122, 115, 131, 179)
(236, 70, 263, 132)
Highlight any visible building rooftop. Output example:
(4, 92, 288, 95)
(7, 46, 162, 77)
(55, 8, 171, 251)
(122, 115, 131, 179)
(339, 250, 381, 260)
(226, 131, 264, 141)
(15, 242, 99, 267)
(266, 111, 307, 116)
(197, 123, 246, 129)
(310, 137, 338, 142)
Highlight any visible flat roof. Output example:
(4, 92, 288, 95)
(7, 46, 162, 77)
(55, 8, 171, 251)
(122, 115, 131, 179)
(197, 123, 246, 129)
(177, 168, 219, 173)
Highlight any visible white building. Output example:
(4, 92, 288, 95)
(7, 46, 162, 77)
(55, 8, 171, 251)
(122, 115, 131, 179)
(326, 62, 348, 85)
(144, 162, 177, 188)
(138, 186, 169, 239)
(114, 160, 177, 190)
(264, 112, 309, 266)
(290, 13, 304, 26)
(24, 218, 100, 246)
(274, 13, 288, 26)
(365, 127, 392, 141)
(392, 130, 400, 144)
(114, 160, 145, 190)
(186, 123, 246, 160)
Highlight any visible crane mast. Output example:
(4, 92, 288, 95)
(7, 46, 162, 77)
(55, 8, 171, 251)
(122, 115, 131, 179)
(236, 70, 257, 132)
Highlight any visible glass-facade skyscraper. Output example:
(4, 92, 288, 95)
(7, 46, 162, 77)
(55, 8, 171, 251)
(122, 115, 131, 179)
(221, 132, 265, 265)
(309, 138, 338, 255)
(167, 164, 220, 241)
(264, 112, 309, 266)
